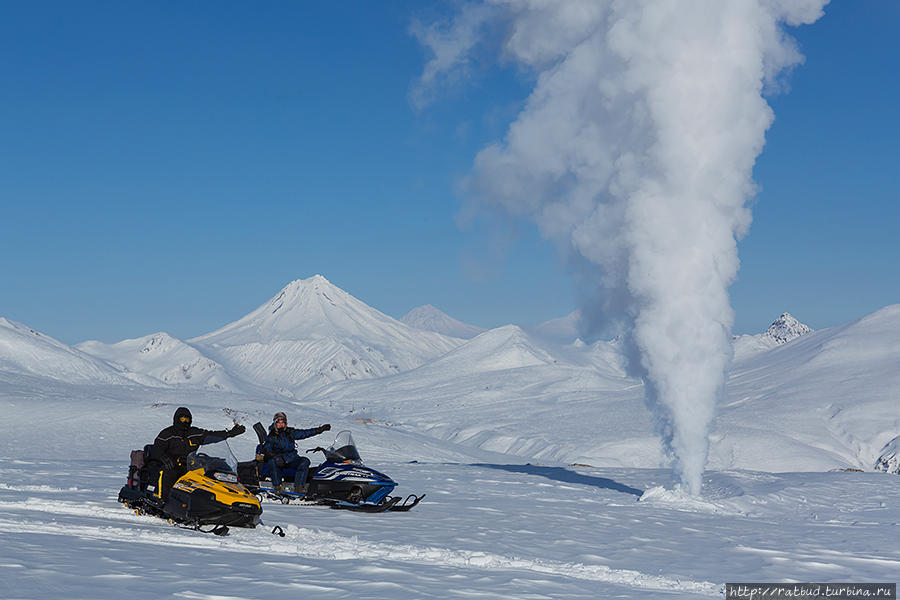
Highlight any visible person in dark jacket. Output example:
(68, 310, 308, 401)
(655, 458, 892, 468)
(152, 406, 245, 501)
(260, 411, 330, 493)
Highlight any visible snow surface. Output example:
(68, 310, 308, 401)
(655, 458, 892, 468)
(1, 280, 899, 598)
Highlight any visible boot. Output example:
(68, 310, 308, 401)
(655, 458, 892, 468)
(293, 482, 308, 495)
(277, 483, 292, 493)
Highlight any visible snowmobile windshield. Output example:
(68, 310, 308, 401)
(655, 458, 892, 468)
(186, 440, 240, 483)
(324, 430, 362, 465)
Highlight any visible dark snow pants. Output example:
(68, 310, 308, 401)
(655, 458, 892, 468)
(267, 455, 310, 488)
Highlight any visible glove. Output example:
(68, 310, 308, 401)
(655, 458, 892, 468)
(228, 424, 246, 438)
(316, 424, 331, 434)
(255, 453, 265, 462)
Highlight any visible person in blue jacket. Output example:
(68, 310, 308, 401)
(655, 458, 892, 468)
(261, 412, 330, 493)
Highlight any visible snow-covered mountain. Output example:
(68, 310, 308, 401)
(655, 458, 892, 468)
(763, 312, 813, 343)
(720, 305, 900, 471)
(0, 317, 138, 385)
(188, 275, 465, 396)
(76, 332, 244, 392)
(400, 304, 485, 339)
(732, 312, 813, 358)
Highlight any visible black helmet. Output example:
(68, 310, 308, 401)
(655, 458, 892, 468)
(174, 407, 192, 429)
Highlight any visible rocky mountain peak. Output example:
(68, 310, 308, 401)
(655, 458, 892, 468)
(764, 312, 812, 345)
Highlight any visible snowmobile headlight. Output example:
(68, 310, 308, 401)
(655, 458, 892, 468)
(213, 472, 238, 483)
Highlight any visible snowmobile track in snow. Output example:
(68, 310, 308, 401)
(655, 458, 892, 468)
(0, 499, 721, 596)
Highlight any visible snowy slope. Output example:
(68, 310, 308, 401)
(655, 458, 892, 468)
(717, 305, 900, 472)
(308, 325, 657, 467)
(2, 304, 900, 598)
(76, 332, 247, 392)
(189, 276, 464, 396)
(2, 435, 898, 599)
(0, 317, 141, 385)
(401, 304, 485, 339)
(418, 324, 564, 373)
(305, 308, 899, 474)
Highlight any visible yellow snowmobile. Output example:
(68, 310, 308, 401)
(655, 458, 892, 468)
(119, 439, 261, 535)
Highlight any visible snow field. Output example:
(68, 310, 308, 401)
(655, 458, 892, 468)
(2, 458, 898, 599)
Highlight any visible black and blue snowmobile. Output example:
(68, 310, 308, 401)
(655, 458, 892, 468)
(238, 425, 424, 512)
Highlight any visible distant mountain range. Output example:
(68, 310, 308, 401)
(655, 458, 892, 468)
(3, 275, 898, 474)
(0, 276, 822, 395)
(70, 275, 462, 397)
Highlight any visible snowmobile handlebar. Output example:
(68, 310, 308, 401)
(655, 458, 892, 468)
(306, 446, 325, 454)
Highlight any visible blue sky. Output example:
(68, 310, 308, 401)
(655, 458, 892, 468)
(1, 1, 897, 345)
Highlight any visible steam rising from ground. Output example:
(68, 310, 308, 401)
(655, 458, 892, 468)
(414, 0, 827, 495)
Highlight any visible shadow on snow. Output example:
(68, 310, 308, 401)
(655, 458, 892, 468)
(473, 463, 644, 497)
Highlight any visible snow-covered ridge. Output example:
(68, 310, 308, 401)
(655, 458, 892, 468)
(410, 324, 562, 375)
(0, 317, 134, 384)
(76, 332, 243, 391)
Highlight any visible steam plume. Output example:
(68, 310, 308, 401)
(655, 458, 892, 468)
(414, 0, 827, 495)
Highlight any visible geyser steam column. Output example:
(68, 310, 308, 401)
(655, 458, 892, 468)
(413, 1, 826, 495)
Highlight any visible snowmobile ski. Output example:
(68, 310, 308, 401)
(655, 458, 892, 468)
(386, 493, 425, 512)
(330, 495, 402, 512)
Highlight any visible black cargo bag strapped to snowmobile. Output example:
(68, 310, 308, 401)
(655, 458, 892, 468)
(124, 444, 163, 493)
(126, 448, 145, 490)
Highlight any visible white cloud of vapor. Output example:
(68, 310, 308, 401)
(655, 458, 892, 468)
(414, 0, 827, 495)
